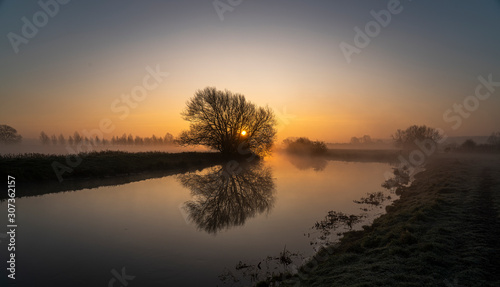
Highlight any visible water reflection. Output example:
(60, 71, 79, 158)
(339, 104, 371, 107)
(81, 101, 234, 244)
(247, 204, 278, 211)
(178, 162, 276, 234)
(286, 155, 327, 171)
(382, 166, 411, 195)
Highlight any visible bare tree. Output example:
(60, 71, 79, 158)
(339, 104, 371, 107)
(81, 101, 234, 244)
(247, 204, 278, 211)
(0, 125, 22, 144)
(179, 87, 277, 156)
(361, 135, 372, 144)
(58, 134, 66, 145)
(127, 134, 134, 145)
(350, 137, 360, 145)
(118, 133, 127, 145)
(134, 136, 144, 145)
(73, 132, 82, 145)
(40, 131, 50, 145)
(164, 132, 174, 144)
(51, 134, 58, 145)
(392, 125, 442, 150)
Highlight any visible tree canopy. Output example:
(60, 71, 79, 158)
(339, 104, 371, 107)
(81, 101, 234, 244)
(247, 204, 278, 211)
(392, 125, 442, 150)
(179, 87, 277, 156)
(0, 124, 22, 144)
(283, 137, 327, 156)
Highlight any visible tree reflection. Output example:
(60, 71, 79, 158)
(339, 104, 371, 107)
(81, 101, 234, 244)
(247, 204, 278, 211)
(286, 155, 327, 171)
(178, 162, 276, 234)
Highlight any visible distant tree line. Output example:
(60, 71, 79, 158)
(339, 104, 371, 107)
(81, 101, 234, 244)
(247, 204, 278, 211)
(390, 125, 500, 153)
(450, 132, 500, 152)
(350, 135, 384, 145)
(39, 131, 176, 146)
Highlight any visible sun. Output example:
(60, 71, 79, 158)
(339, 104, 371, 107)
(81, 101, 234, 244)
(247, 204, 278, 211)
(241, 130, 247, 136)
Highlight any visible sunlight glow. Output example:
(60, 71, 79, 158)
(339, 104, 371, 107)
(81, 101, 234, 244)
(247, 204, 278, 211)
(241, 130, 247, 136)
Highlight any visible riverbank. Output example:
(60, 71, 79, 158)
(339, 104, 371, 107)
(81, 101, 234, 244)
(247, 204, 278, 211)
(1, 149, 399, 184)
(0, 151, 226, 181)
(0, 151, 228, 198)
(278, 154, 500, 286)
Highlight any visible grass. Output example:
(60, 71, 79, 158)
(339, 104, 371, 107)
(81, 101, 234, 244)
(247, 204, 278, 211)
(1, 148, 398, 188)
(0, 150, 227, 180)
(268, 154, 500, 286)
(0, 151, 229, 198)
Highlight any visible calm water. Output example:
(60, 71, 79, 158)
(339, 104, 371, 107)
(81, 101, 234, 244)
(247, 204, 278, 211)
(0, 155, 394, 286)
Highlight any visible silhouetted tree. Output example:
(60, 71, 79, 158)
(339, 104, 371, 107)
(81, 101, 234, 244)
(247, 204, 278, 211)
(134, 136, 144, 145)
(361, 135, 372, 144)
(68, 135, 74, 146)
(73, 132, 82, 145)
(50, 134, 58, 145)
(127, 134, 134, 145)
(392, 125, 442, 150)
(118, 133, 127, 145)
(283, 137, 327, 156)
(461, 139, 477, 151)
(350, 137, 360, 144)
(179, 87, 276, 156)
(0, 125, 22, 144)
(40, 131, 50, 145)
(164, 132, 174, 144)
(58, 134, 66, 145)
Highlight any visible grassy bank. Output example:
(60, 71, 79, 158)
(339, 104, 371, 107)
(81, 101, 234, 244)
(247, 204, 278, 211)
(276, 154, 500, 286)
(1, 149, 398, 183)
(0, 150, 226, 182)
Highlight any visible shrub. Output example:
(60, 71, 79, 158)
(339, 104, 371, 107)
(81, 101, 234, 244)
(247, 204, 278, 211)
(283, 137, 327, 156)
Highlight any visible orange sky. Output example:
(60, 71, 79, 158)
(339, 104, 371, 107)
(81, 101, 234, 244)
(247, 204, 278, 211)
(1, 1, 499, 143)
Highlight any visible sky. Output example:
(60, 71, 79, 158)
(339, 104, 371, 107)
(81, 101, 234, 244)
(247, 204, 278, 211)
(1, 0, 499, 142)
